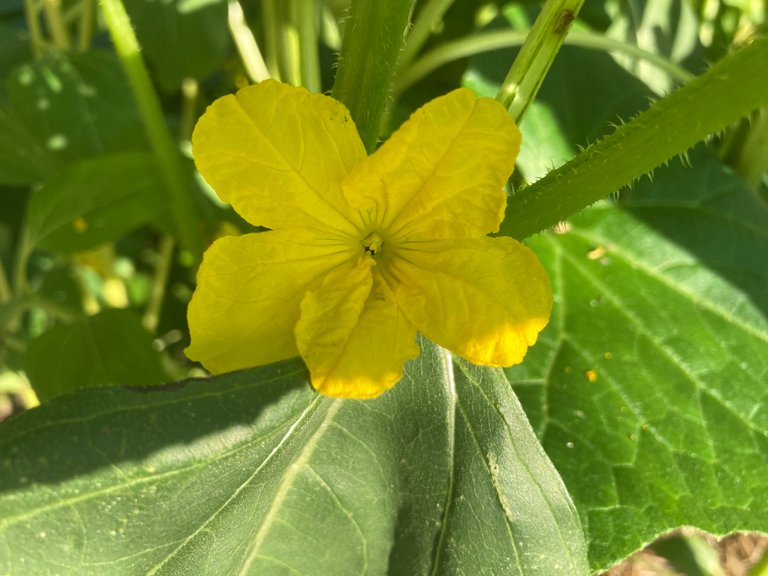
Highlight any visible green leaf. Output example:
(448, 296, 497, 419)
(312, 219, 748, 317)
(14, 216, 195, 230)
(606, 0, 704, 94)
(2, 50, 145, 184)
(0, 23, 31, 85)
(0, 108, 56, 185)
(122, 0, 231, 93)
(25, 152, 166, 252)
(0, 340, 588, 575)
(25, 308, 165, 402)
(507, 147, 768, 570)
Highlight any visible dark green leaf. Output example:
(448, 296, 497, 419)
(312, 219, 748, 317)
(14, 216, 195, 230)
(0, 108, 56, 185)
(2, 50, 145, 184)
(25, 152, 166, 252)
(25, 308, 165, 401)
(123, 0, 231, 93)
(0, 23, 31, 87)
(1, 340, 588, 575)
(507, 147, 768, 570)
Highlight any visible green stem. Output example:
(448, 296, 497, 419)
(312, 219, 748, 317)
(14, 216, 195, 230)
(296, 0, 321, 92)
(77, 0, 94, 51)
(332, 0, 416, 152)
(42, 0, 72, 49)
(24, 0, 45, 57)
(12, 231, 31, 297)
(228, 0, 270, 82)
(279, 0, 301, 86)
(262, 0, 282, 80)
(0, 263, 11, 305)
(100, 0, 203, 262)
(500, 37, 768, 239)
(497, 0, 584, 122)
(143, 235, 175, 333)
(395, 28, 693, 96)
(399, 0, 455, 71)
(320, 2, 341, 51)
(180, 78, 199, 142)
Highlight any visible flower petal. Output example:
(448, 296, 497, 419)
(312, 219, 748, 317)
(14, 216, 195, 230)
(342, 88, 520, 239)
(385, 237, 551, 366)
(295, 260, 419, 399)
(186, 230, 356, 374)
(192, 79, 367, 235)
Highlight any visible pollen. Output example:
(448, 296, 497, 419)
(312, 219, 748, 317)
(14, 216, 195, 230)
(362, 231, 384, 256)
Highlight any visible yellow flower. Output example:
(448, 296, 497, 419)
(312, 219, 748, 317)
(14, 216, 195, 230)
(185, 79, 551, 399)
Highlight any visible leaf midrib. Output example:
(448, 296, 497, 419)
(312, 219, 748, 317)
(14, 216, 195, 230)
(144, 396, 327, 575)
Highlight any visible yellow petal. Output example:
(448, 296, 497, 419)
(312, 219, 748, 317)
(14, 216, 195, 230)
(385, 237, 551, 366)
(342, 88, 520, 239)
(192, 79, 367, 235)
(185, 230, 356, 374)
(295, 260, 419, 399)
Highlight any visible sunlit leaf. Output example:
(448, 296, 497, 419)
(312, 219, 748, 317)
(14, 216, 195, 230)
(607, 0, 705, 94)
(507, 147, 768, 570)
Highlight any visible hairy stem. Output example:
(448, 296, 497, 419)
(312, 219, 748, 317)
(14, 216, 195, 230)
(500, 37, 768, 239)
(332, 0, 416, 152)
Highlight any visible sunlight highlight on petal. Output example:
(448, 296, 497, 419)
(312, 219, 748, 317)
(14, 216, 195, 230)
(386, 237, 552, 366)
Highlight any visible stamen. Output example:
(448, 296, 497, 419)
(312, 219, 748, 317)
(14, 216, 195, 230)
(362, 231, 384, 256)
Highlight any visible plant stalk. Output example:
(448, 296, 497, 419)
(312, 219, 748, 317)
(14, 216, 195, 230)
(24, 0, 45, 57)
(332, 0, 416, 152)
(500, 37, 768, 239)
(228, 0, 270, 83)
(497, 0, 584, 123)
(395, 28, 693, 96)
(399, 0, 456, 71)
(100, 0, 204, 262)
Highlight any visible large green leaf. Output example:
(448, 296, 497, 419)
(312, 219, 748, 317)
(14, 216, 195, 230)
(0, 340, 588, 575)
(25, 152, 167, 253)
(25, 308, 166, 402)
(506, 147, 768, 570)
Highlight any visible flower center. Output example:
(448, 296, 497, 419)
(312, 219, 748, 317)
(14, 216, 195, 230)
(362, 231, 384, 257)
